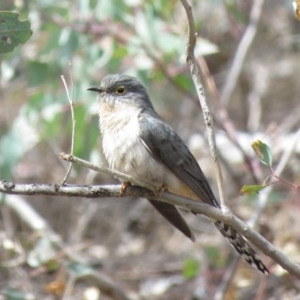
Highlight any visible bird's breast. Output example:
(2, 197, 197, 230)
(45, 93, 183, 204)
(99, 105, 181, 189)
(100, 104, 141, 171)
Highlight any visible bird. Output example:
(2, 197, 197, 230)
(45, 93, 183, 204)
(88, 74, 269, 275)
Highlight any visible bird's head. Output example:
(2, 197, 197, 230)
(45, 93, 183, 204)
(88, 74, 154, 110)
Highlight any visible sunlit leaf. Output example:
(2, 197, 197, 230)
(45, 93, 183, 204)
(252, 140, 273, 167)
(240, 184, 268, 195)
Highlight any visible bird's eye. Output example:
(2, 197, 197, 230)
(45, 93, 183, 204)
(115, 86, 126, 95)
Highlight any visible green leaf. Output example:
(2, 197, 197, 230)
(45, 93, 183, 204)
(240, 185, 268, 195)
(183, 257, 200, 279)
(251, 140, 273, 167)
(0, 12, 32, 53)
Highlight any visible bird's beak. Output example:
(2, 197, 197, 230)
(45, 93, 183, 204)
(87, 87, 104, 93)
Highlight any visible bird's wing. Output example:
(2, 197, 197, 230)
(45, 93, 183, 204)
(139, 114, 270, 275)
(139, 114, 219, 208)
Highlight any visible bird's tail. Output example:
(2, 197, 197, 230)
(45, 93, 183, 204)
(213, 220, 269, 274)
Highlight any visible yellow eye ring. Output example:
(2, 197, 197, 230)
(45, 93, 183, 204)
(115, 86, 126, 95)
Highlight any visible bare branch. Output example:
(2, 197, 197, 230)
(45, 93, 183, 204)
(180, 0, 227, 207)
(1, 179, 300, 279)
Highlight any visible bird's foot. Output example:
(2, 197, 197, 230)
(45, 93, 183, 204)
(121, 181, 132, 194)
(155, 183, 167, 197)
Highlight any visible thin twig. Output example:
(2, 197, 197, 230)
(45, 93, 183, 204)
(220, 0, 265, 107)
(59, 152, 157, 192)
(180, 0, 227, 208)
(61, 64, 76, 185)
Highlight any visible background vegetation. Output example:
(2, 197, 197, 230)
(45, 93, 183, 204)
(1, 0, 300, 299)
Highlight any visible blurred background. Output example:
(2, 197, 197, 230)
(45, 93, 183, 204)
(1, 0, 300, 299)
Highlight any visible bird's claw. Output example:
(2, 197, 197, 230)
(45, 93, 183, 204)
(121, 181, 132, 194)
(155, 183, 167, 197)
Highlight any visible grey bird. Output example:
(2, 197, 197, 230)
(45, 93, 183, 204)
(88, 74, 269, 275)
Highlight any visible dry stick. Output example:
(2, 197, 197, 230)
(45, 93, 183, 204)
(61, 63, 76, 185)
(220, 0, 265, 107)
(180, 0, 227, 208)
(1, 178, 300, 279)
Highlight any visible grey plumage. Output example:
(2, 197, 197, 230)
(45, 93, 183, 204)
(88, 74, 269, 275)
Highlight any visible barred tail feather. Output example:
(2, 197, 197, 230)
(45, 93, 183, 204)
(213, 220, 269, 275)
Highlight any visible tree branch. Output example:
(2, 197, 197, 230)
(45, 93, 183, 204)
(1, 179, 300, 279)
(180, 0, 227, 207)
